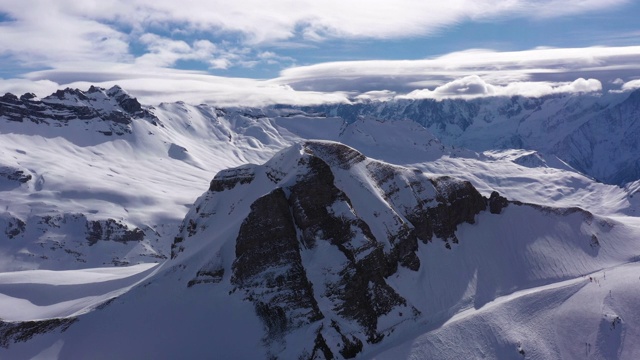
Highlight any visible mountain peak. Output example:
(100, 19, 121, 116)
(302, 140, 367, 170)
(0, 85, 157, 135)
(173, 141, 488, 358)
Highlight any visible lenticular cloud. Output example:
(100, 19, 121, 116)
(400, 76, 602, 100)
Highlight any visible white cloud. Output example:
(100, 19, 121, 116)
(0, 1, 632, 68)
(275, 46, 640, 93)
(399, 76, 601, 100)
(10, 1, 614, 42)
(0, 2, 131, 67)
(5, 65, 350, 107)
(620, 79, 640, 91)
(71, 0, 629, 42)
(0, 78, 60, 97)
(355, 90, 397, 102)
(2, 46, 637, 106)
(611, 78, 625, 85)
(135, 34, 217, 67)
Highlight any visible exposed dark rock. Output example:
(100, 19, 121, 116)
(209, 165, 256, 192)
(86, 219, 145, 245)
(0, 318, 77, 348)
(1, 93, 20, 104)
(232, 188, 323, 337)
(511, 200, 594, 219)
(4, 217, 26, 239)
(19, 93, 37, 101)
(0, 166, 32, 184)
(288, 156, 376, 255)
(0, 85, 158, 135)
(304, 141, 366, 170)
(590, 234, 600, 248)
(311, 330, 335, 360)
(287, 155, 411, 344)
(488, 191, 509, 214)
(171, 236, 185, 259)
(423, 176, 487, 244)
(397, 176, 486, 246)
(330, 320, 364, 359)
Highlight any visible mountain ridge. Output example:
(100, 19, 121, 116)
(1, 86, 640, 358)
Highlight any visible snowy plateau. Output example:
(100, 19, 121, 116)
(0, 86, 640, 359)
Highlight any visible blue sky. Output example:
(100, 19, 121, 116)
(1, 0, 640, 105)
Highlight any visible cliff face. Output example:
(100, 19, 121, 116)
(173, 141, 488, 358)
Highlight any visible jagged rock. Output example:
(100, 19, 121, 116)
(0, 85, 158, 135)
(86, 218, 145, 245)
(209, 165, 256, 192)
(232, 188, 323, 338)
(3, 216, 26, 239)
(0, 318, 77, 348)
(488, 191, 509, 214)
(0, 212, 155, 268)
(0, 166, 32, 184)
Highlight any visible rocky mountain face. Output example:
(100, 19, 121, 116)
(554, 89, 640, 184)
(0, 85, 158, 135)
(169, 141, 603, 359)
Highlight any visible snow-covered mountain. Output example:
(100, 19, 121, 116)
(2, 140, 640, 359)
(1, 86, 640, 359)
(302, 90, 640, 185)
(0, 86, 460, 270)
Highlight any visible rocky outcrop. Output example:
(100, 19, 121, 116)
(232, 188, 322, 338)
(209, 165, 256, 192)
(488, 191, 509, 214)
(86, 218, 145, 245)
(0, 318, 77, 349)
(0, 85, 158, 135)
(0, 166, 32, 184)
(2, 215, 26, 239)
(0, 212, 156, 267)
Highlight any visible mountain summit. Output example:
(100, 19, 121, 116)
(0, 85, 157, 135)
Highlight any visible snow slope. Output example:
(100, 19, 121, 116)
(375, 262, 640, 360)
(0, 263, 159, 321)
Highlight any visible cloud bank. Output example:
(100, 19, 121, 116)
(276, 46, 640, 92)
(0, 0, 638, 107)
(1, 46, 639, 107)
(399, 76, 602, 100)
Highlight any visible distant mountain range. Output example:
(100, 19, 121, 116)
(302, 89, 640, 185)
